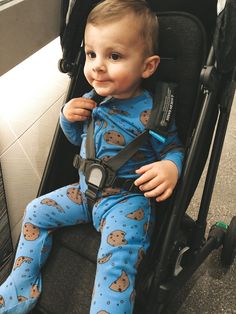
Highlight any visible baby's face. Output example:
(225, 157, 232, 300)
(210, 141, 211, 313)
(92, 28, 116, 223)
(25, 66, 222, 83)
(84, 15, 150, 99)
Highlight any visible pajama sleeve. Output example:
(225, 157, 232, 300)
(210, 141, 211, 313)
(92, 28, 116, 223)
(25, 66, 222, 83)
(59, 111, 84, 146)
(150, 121, 185, 177)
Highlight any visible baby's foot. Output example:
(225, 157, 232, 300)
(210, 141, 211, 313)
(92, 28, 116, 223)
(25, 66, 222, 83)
(0, 275, 39, 314)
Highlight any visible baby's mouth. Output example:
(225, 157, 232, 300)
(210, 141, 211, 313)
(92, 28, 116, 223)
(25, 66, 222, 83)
(94, 79, 111, 86)
(95, 79, 109, 82)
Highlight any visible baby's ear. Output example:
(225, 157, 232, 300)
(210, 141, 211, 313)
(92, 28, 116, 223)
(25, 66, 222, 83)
(142, 55, 160, 79)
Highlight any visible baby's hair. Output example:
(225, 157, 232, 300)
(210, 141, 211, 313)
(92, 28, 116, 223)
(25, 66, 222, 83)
(87, 0, 159, 55)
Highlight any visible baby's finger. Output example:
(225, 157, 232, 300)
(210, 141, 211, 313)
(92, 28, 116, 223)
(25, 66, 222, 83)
(135, 163, 155, 174)
(134, 170, 155, 186)
(76, 98, 97, 110)
(75, 107, 93, 118)
(138, 176, 163, 192)
(143, 183, 167, 198)
(156, 188, 173, 202)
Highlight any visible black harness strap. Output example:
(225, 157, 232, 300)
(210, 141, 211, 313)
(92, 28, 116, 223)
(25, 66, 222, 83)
(86, 115, 95, 159)
(86, 90, 106, 159)
(105, 131, 149, 172)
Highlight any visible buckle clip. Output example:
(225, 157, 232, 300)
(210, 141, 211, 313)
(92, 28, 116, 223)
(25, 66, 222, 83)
(85, 162, 107, 189)
(84, 160, 116, 201)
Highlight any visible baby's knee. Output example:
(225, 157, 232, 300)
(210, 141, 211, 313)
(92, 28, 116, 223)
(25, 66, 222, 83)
(23, 197, 41, 221)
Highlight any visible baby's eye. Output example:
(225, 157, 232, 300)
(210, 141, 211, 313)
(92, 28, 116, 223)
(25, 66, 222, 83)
(86, 51, 96, 59)
(110, 53, 121, 61)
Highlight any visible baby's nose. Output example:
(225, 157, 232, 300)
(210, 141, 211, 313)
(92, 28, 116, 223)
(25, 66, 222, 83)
(92, 58, 106, 72)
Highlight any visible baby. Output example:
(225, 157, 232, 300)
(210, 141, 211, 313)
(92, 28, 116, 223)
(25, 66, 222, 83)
(0, 1, 184, 313)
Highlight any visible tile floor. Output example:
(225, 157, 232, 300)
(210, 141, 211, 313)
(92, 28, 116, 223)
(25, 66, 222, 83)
(0, 38, 69, 246)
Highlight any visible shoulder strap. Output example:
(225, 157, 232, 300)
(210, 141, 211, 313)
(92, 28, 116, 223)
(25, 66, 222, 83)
(86, 116, 95, 159)
(85, 90, 105, 159)
(147, 81, 177, 137)
(105, 131, 149, 172)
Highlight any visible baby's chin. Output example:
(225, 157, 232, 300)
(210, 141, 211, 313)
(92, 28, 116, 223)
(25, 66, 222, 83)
(93, 86, 112, 97)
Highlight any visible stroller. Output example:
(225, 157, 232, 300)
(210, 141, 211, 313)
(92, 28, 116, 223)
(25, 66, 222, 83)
(32, 0, 236, 313)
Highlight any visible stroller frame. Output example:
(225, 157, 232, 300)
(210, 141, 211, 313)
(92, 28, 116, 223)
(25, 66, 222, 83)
(33, 1, 236, 313)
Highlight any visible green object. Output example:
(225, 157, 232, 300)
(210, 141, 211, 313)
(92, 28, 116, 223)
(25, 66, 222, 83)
(216, 221, 228, 230)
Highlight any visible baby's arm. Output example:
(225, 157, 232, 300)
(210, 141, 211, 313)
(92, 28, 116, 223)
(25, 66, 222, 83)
(134, 123, 184, 202)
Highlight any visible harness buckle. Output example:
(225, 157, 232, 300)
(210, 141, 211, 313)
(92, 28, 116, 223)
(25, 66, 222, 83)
(84, 159, 116, 202)
(85, 162, 107, 189)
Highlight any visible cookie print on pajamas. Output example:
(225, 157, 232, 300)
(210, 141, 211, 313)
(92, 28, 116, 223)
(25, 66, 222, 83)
(107, 230, 128, 246)
(40, 198, 64, 213)
(0, 296, 4, 307)
(30, 285, 40, 298)
(140, 109, 151, 126)
(13, 257, 33, 270)
(96, 120, 108, 129)
(66, 187, 83, 204)
(126, 208, 144, 220)
(98, 253, 112, 264)
(23, 223, 40, 241)
(109, 270, 130, 292)
(18, 296, 28, 303)
(104, 131, 125, 146)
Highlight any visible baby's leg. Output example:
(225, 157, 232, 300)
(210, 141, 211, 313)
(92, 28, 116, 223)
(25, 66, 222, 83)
(91, 193, 155, 314)
(0, 183, 90, 314)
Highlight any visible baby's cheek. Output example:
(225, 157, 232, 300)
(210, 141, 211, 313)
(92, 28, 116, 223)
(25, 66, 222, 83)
(83, 64, 92, 83)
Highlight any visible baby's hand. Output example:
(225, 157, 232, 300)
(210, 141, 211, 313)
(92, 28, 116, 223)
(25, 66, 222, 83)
(134, 160, 179, 202)
(63, 97, 96, 122)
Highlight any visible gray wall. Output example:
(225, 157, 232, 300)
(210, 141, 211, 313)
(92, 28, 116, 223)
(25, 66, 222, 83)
(0, 0, 61, 76)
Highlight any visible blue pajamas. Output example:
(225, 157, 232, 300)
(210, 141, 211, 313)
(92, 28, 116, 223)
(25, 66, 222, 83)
(0, 90, 184, 313)
(0, 182, 154, 314)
